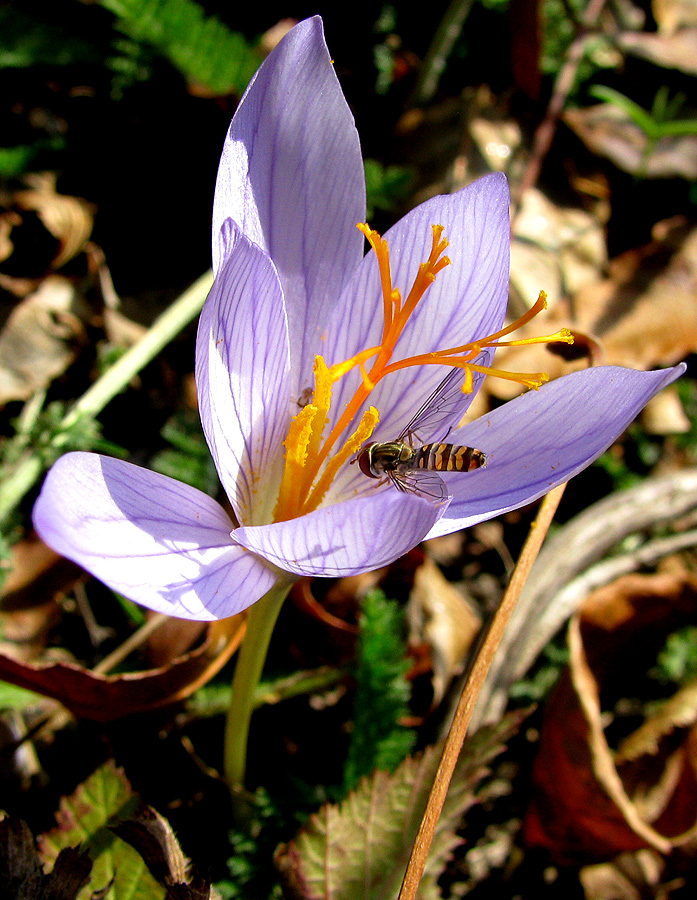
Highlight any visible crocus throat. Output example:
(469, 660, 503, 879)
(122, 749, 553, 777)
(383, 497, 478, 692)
(272, 223, 573, 523)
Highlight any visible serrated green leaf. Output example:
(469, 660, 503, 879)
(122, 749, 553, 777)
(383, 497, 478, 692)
(342, 590, 416, 794)
(277, 713, 524, 900)
(38, 761, 165, 900)
(96, 0, 262, 95)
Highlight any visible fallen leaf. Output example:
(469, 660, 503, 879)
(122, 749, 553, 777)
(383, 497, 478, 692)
(0, 534, 79, 613)
(653, 0, 697, 33)
(524, 570, 697, 864)
(0, 615, 245, 721)
(406, 556, 481, 706)
(0, 275, 83, 405)
(564, 103, 697, 179)
(641, 387, 691, 435)
(619, 27, 697, 75)
(0, 210, 20, 264)
(511, 187, 608, 309)
(579, 849, 673, 900)
(492, 222, 697, 400)
(0, 817, 93, 900)
(14, 173, 94, 269)
(112, 803, 215, 898)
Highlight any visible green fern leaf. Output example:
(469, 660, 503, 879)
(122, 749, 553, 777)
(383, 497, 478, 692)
(97, 0, 262, 95)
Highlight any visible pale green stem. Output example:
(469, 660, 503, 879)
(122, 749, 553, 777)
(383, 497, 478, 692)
(410, 0, 475, 106)
(224, 578, 292, 794)
(0, 270, 213, 523)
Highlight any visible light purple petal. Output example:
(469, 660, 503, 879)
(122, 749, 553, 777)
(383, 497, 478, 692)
(212, 16, 366, 393)
(197, 220, 291, 525)
(233, 489, 442, 577)
(324, 174, 511, 446)
(427, 364, 686, 538)
(32, 453, 278, 620)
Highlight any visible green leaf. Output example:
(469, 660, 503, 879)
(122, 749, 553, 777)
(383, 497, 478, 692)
(0, 680, 44, 711)
(364, 159, 414, 219)
(589, 84, 697, 141)
(96, 0, 262, 95)
(150, 410, 219, 495)
(589, 85, 657, 137)
(38, 761, 165, 900)
(650, 625, 697, 686)
(342, 590, 416, 794)
(277, 713, 524, 900)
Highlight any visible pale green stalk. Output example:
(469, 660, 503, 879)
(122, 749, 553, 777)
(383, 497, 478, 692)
(0, 270, 213, 523)
(224, 578, 292, 794)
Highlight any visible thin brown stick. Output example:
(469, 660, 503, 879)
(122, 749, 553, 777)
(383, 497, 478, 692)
(397, 483, 567, 900)
(511, 0, 608, 220)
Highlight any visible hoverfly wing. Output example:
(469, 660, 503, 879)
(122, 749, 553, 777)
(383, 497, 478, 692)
(397, 367, 470, 446)
(388, 467, 449, 506)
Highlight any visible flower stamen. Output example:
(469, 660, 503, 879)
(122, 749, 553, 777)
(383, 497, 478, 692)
(273, 228, 574, 522)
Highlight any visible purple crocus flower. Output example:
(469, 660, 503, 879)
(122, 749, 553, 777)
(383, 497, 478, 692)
(33, 17, 684, 621)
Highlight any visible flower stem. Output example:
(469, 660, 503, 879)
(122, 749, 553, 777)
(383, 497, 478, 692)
(224, 578, 292, 797)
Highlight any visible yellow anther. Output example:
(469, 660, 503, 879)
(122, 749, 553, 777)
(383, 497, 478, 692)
(462, 366, 474, 394)
(274, 403, 317, 522)
(311, 356, 332, 413)
(466, 363, 550, 390)
(495, 328, 575, 349)
(303, 406, 380, 514)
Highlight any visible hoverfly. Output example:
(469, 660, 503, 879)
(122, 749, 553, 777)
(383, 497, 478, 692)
(356, 367, 486, 505)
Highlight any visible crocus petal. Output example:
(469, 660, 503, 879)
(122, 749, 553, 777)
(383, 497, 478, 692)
(212, 16, 366, 393)
(33, 453, 278, 620)
(325, 174, 510, 444)
(426, 364, 686, 538)
(197, 220, 291, 525)
(233, 489, 442, 577)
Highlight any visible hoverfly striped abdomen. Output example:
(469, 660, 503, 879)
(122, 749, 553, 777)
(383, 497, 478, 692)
(355, 369, 488, 505)
(414, 443, 486, 473)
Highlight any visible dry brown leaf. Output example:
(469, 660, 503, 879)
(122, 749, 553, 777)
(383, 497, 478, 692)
(618, 678, 697, 762)
(86, 242, 146, 347)
(0, 275, 83, 405)
(0, 615, 245, 721)
(112, 803, 218, 897)
(492, 223, 697, 401)
(406, 555, 481, 705)
(14, 173, 94, 269)
(641, 387, 691, 434)
(511, 187, 608, 309)
(0, 534, 79, 612)
(469, 117, 522, 172)
(564, 103, 697, 179)
(0, 209, 20, 264)
(619, 27, 697, 74)
(145, 616, 208, 668)
(0, 818, 93, 899)
(524, 570, 697, 864)
(653, 0, 697, 34)
(579, 849, 673, 900)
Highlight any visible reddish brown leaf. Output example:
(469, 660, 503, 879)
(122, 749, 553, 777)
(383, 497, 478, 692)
(0, 616, 244, 721)
(524, 570, 697, 864)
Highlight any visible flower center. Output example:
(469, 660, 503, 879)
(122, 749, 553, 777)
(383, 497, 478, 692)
(272, 223, 573, 522)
